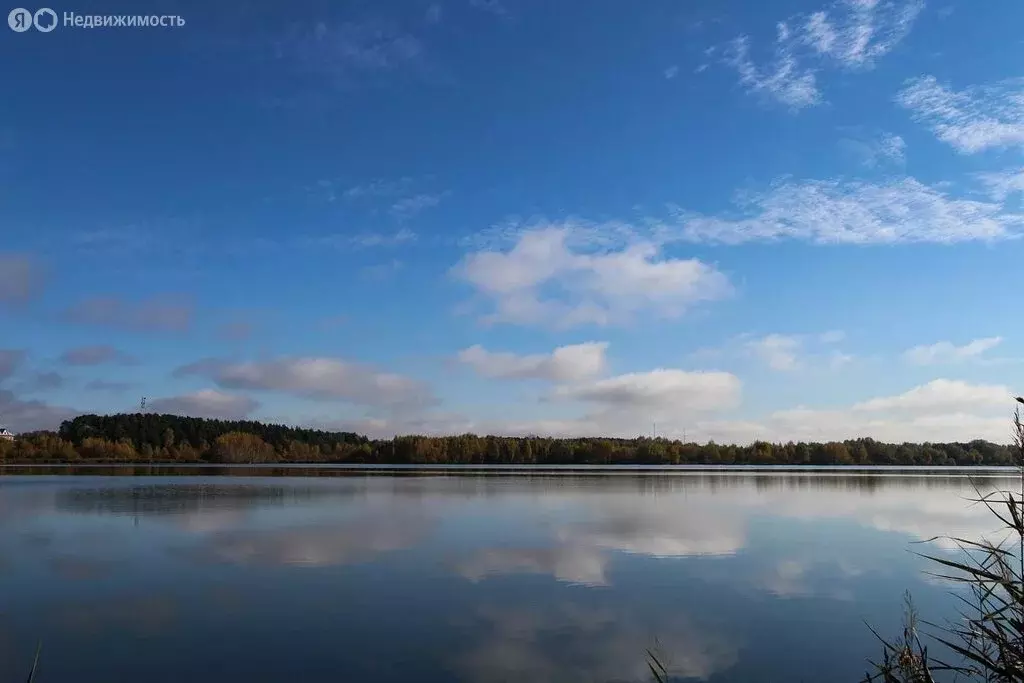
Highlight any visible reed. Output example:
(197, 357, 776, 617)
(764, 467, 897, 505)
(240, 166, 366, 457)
(863, 402, 1024, 683)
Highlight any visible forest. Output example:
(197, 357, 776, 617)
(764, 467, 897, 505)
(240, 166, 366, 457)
(0, 412, 1017, 466)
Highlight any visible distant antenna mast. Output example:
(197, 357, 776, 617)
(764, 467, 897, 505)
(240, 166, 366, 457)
(140, 396, 147, 412)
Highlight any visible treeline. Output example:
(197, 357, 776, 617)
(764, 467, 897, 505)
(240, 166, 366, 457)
(0, 412, 1017, 466)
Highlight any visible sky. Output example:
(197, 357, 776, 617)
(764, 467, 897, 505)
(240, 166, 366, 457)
(1, 0, 1023, 443)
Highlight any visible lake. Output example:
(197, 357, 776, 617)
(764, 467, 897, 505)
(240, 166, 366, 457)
(0, 468, 1017, 682)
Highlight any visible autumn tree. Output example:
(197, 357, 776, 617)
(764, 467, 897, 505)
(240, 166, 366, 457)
(214, 431, 274, 463)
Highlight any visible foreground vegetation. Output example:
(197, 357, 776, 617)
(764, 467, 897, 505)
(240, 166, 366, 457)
(0, 412, 1018, 465)
(858, 401, 1024, 682)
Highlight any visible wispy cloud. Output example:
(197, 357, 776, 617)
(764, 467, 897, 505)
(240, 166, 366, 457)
(839, 129, 906, 167)
(666, 177, 1022, 244)
(802, 0, 923, 68)
(741, 331, 851, 372)
(724, 0, 923, 109)
(976, 169, 1024, 201)
(0, 253, 44, 307)
(216, 321, 256, 342)
(360, 259, 404, 280)
(21, 371, 65, 392)
(902, 337, 1004, 366)
(820, 330, 845, 344)
(303, 228, 417, 249)
(897, 76, 1024, 154)
(390, 192, 447, 220)
(85, 379, 135, 393)
(465, 176, 1022, 264)
(285, 20, 423, 75)
(341, 177, 415, 201)
(0, 350, 27, 382)
(724, 34, 820, 110)
(664, 65, 680, 80)
(65, 296, 193, 333)
(469, 0, 508, 17)
(746, 334, 802, 371)
(59, 345, 136, 366)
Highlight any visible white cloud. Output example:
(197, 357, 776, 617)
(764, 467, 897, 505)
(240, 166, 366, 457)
(458, 342, 608, 382)
(552, 369, 741, 414)
(668, 177, 1022, 244)
(977, 169, 1024, 201)
(175, 356, 435, 409)
(453, 225, 732, 328)
(724, 0, 923, 108)
(330, 377, 1018, 446)
(663, 65, 680, 80)
(147, 389, 260, 420)
(903, 337, 1004, 366)
(897, 76, 1024, 154)
(746, 334, 802, 371)
(0, 388, 79, 432)
(850, 378, 1009, 413)
(315, 367, 741, 440)
(739, 332, 852, 371)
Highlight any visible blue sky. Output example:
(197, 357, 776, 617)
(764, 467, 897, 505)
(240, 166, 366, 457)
(2, 0, 1023, 442)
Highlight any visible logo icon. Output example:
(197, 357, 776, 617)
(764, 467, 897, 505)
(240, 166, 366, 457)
(32, 7, 55, 31)
(7, 7, 31, 31)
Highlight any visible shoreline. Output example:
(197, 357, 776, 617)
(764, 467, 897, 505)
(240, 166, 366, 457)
(2, 462, 1020, 474)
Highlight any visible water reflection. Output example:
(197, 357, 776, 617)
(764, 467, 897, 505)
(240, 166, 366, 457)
(0, 470, 1014, 683)
(455, 603, 738, 683)
(187, 512, 434, 567)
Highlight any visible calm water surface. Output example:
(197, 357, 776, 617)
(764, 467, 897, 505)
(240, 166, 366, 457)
(0, 469, 1017, 682)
